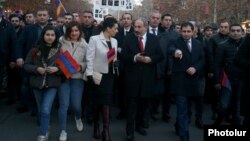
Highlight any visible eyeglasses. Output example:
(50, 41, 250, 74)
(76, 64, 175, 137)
(231, 29, 241, 32)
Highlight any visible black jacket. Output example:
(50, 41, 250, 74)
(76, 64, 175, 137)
(169, 37, 205, 96)
(214, 37, 244, 83)
(81, 24, 99, 43)
(16, 23, 44, 60)
(0, 18, 17, 64)
(206, 33, 228, 73)
(24, 46, 62, 89)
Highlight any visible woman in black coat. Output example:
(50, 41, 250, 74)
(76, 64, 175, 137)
(24, 25, 62, 141)
(234, 34, 250, 127)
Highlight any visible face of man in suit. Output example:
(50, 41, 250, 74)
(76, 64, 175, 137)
(149, 12, 161, 28)
(122, 13, 132, 28)
(82, 12, 93, 27)
(161, 15, 172, 29)
(36, 10, 49, 26)
(219, 22, 230, 35)
(181, 25, 194, 40)
(64, 15, 74, 25)
(25, 13, 35, 25)
(134, 19, 148, 37)
(229, 25, 243, 40)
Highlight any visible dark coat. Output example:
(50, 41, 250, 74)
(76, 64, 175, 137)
(206, 33, 228, 73)
(16, 24, 43, 60)
(115, 26, 134, 48)
(157, 29, 180, 78)
(0, 18, 17, 64)
(120, 33, 163, 98)
(169, 37, 205, 96)
(81, 24, 99, 43)
(214, 37, 244, 83)
(234, 34, 250, 117)
(57, 25, 65, 37)
(24, 46, 62, 89)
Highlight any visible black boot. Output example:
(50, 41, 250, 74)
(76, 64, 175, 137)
(102, 105, 112, 141)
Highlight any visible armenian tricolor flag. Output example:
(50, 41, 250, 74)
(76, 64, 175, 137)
(107, 48, 115, 63)
(56, 0, 66, 17)
(56, 50, 80, 78)
(220, 69, 231, 91)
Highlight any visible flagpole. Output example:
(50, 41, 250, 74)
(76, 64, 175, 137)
(59, 0, 67, 13)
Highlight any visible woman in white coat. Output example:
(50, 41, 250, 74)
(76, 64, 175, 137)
(86, 17, 118, 141)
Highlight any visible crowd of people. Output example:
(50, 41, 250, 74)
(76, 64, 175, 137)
(0, 6, 250, 141)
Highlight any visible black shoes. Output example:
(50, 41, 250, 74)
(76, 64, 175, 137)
(135, 127, 147, 136)
(142, 120, 149, 129)
(162, 114, 171, 122)
(16, 105, 29, 113)
(116, 112, 126, 120)
(5, 100, 15, 105)
(125, 135, 134, 141)
(195, 118, 204, 129)
(174, 122, 180, 136)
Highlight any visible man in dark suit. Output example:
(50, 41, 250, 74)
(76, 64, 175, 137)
(114, 13, 134, 120)
(57, 13, 74, 37)
(0, 7, 17, 98)
(15, 9, 49, 113)
(234, 34, 250, 128)
(169, 22, 205, 141)
(121, 17, 163, 141)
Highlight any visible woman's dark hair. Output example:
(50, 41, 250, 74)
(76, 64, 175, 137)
(64, 21, 83, 41)
(101, 17, 118, 32)
(36, 25, 60, 56)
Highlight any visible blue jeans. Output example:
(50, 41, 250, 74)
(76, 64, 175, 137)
(176, 96, 189, 137)
(58, 79, 84, 131)
(33, 88, 57, 136)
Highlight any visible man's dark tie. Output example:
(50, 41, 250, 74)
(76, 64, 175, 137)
(125, 31, 129, 36)
(139, 36, 144, 52)
(152, 28, 156, 35)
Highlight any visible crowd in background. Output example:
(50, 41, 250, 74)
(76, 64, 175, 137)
(0, 6, 250, 141)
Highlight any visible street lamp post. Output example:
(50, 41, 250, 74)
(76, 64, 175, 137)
(213, 0, 217, 23)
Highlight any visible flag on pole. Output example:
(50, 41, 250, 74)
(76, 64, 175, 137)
(56, 0, 66, 17)
(220, 69, 231, 91)
(107, 48, 115, 63)
(55, 50, 80, 78)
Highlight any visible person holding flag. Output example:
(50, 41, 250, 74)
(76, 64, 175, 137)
(23, 25, 62, 141)
(57, 21, 87, 141)
(214, 24, 244, 126)
(86, 17, 118, 141)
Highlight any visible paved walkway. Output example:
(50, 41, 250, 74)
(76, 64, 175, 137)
(0, 97, 214, 141)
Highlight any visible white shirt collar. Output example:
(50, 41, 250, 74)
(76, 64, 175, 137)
(149, 26, 158, 33)
(124, 26, 131, 32)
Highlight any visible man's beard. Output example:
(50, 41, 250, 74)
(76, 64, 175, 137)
(134, 31, 140, 36)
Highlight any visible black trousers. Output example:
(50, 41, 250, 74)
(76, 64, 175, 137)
(126, 97, 150, 136)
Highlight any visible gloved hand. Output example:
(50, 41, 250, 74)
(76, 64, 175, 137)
(87, 75, 95, 85)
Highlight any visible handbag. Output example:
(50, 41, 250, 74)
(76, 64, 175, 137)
(83, 71, 103, 85)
